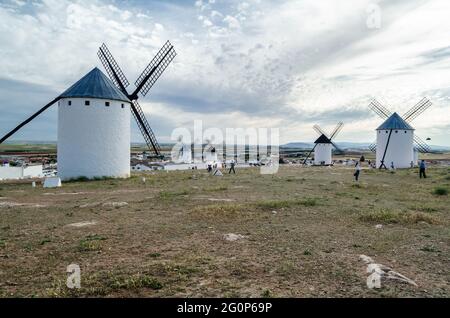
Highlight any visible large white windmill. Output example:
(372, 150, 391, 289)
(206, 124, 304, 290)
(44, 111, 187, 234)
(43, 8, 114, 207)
(0, 41, 177, 180)
(368, 98, 432, 169)
(303, 122, 344, 166)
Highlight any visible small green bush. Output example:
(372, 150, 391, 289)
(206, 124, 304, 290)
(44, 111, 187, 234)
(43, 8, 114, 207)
(78, 235, 107, 252)
(433, 187, 448, 196)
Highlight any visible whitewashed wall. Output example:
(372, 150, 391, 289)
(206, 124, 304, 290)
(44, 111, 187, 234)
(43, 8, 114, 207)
(376, 129, 414, 169)
(58, 98, 131, 180)
(314, 143, 332, 165)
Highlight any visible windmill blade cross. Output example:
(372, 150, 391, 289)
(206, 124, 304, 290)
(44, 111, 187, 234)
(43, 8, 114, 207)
(133, 41, 177, 98)
(330, 122, 344, 139)
(403, 98, 432, 123)
(369, 99, 392, 119)
(98, 43, 130, 93)
(368, 142, 376, 153)
(313, 125, 329, 138)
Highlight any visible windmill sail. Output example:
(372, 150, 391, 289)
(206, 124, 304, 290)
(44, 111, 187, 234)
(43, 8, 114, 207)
(134, 41, 177, 97)
(302, 144, 318, 165)
(131, 100, 161, 155)
(98, 43, 130, 92)
(403, 98, 432, 123)
(98, 41, 176, 157)
(313, 125, 329, 138)
(413, 135, 432, 153)
(0, 97, 61, 144)
(369, 99, 392, 119)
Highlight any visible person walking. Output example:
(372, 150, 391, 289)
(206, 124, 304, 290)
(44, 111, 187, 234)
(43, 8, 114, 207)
(419, 160, 427, 179)
(354, 161, 361, 182)
(229, 160, 236, 174)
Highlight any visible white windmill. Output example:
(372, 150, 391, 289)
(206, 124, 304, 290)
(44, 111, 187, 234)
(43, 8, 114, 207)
(303, 122, 344, 166)
(203, 138, 219, 164)
(172, 136, 193, 163)
(0, 42, 177, 180)
(368, 98, 432, 169)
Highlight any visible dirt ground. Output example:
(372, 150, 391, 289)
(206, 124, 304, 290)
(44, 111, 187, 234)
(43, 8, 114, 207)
(0, 164, 449, 298)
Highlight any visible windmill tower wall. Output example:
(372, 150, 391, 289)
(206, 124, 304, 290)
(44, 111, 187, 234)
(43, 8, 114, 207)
(376, 129, 414, 169)
(57, 98, 131, 180)
(314, 143, 332, 165)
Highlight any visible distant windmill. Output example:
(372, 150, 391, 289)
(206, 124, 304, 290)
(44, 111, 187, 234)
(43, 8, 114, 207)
(203, 137, 218, 163)
(368, 98, 432, 169)
(98, 41, 176, 157)
(302, 122, 344, 165)
(172, 136, 192, 163)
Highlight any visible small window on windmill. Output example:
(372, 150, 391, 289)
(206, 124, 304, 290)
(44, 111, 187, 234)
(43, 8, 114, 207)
(105, 101, 110, 107)
(68, 101, 72, 106)
(404, 131, 407, 133)
(85, 100, 90, 106)
(386, 131, 388, 133)
(121, 103, 125, 109)
(395, 130, 398, 133)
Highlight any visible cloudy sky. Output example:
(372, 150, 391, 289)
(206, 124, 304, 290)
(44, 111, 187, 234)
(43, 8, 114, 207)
(0, 0, 449, 145)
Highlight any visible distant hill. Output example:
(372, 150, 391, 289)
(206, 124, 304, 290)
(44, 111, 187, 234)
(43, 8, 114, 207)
(281, 142, 313, 149)
(4, 140, 450, 152)
(282, 141, 450, 152)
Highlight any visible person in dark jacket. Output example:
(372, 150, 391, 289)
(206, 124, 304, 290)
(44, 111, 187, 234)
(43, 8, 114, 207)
(419, 160, 427, 179)
(229, 160, 236, 174)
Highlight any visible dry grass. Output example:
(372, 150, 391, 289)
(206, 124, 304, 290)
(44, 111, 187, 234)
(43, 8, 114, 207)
(0, 164, 449, 298)
(359, 209, 441, 225)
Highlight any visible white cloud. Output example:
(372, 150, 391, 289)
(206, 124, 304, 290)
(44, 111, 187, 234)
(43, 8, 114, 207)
(0, 0, 449, 146)
(223, 15, 240, 30)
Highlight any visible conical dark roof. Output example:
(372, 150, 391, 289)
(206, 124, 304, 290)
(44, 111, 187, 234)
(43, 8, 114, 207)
(377, 112, 414, 130)
(59, 68, 130, 103)
(314, 134, 332, 144)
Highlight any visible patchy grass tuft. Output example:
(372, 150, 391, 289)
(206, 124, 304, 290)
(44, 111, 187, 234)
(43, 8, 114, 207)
(261, 289, 273, 297)
(256, 197, 317, 210)
(420, 245, 441, 253)
(433, 187, 448, 196)
(109, 274, 163, 290)
(159, 190, 189, 199)
(78, 234, 107, 252)
(359, 209, 440, 225)
(191, 203, 247, 219)
(39, 238, 52, 246)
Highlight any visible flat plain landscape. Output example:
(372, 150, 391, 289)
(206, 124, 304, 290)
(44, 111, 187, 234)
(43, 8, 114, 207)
(0, 164, 449, 297)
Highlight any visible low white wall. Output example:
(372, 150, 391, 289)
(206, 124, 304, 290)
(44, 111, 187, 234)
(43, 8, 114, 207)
(0, 165, 43, 180)
(23, 165, 43, 178)
(0, 166, 23, 179)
